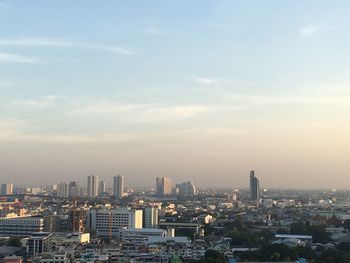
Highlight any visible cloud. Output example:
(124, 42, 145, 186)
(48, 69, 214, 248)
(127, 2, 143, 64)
(193, 77, 227, 85)
(228, 94, 350, 106)
(0, 52, 46, 64)
(0, 38, 141, 55)
(143, 27, 172, 37)
(299, 25, 322, 37)
(13, 95, 57, 108)
(76, 102, 212, 121)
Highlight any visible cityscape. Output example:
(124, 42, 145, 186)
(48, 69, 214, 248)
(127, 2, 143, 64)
(1, 1, 350, 263)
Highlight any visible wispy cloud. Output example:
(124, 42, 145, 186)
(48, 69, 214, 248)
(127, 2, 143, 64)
(193, 77, 227, 85)
(13, 95, 57, 108)
(74, 101, 242, 123)
(0, 52, 46, 64)
(228, 94, 350, 106)
(143, 27, 172, 37)
(299, 24, 322, 37)
(0, 38, 141, 55)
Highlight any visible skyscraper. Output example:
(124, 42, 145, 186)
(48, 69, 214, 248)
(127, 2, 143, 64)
(113, 175, 124, 198)
(87, 175, 99, 198)
(99, 180, 106, 196)
(1, 183, 13, 195)
(68, 181, 81, 197)
(57, 182, 68, 197)
(250, 170, 260, 201)
(156, 177, 172, 196)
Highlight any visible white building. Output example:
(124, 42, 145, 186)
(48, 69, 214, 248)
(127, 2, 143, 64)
(121, 228, 167, 244)
(0, 216, 44, 237)
(87, 207, 143, 239)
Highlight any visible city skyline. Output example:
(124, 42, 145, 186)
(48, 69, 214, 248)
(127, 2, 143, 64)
(1, 1, 350, 188)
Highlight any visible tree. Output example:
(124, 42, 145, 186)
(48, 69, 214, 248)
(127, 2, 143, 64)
(201, 250, 227, 263)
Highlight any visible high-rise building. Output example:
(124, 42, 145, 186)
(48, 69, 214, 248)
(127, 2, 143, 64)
(1, 184, 13, 195)
(57, 182, 68, 197)
(156, 177, 172, 196)
(250, 170, 260, 201)
(99, 181, 106, 196)
(87, 175, 99, 198)
(113, 175, 124, 198)
(143, 207, 159, 228)
(176, 181, 196, 196)
(68, 182, 81, 198)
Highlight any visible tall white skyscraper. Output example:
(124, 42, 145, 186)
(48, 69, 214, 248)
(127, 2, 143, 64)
(87, 175, 99, 198)
(113, 175, 124, 198)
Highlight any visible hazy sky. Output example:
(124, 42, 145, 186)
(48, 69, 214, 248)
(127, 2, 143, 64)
(1, 1, 350, 188)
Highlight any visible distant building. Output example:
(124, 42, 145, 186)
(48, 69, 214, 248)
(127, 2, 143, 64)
(0, 216, 44, 237)
(176, 181, 196, 196)
(68, 182, 81, 198)
(57, 182, 68, 197)
(113, 175, 124, 198)
(87, 175, 98, 198)
(250, 170, 260, 201)
(99, 180, 106, 196)
(1, 184, 13, 195)
(156, 177, 172, 196)
(144, 206, 159, 228)
(87, 207, 143, 239)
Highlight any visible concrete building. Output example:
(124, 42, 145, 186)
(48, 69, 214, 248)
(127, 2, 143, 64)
(99, 181, 106, 196)
(113, 175, 124, 198)
(176, 181, 196, 196)
(57, 183, 68, 198)
(87, 207, 143, 239)
(1, 184, 13, 195)
(250, 170, 260, 201)
(87, 175, 99, 198)
(26, 232, 53, 257)
(121, 228, 167, 245)
(143, 206, 159, 228)
(156, 177, 172, 196)
(0, 216, 44, 237)
(68, 207, 88, 232)
(68, 182, 81, 198)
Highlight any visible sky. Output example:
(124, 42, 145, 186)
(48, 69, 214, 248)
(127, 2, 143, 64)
(0, 1, 350, 189)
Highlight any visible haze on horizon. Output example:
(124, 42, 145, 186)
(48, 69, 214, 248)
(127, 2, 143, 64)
(0, 1, 350, 189)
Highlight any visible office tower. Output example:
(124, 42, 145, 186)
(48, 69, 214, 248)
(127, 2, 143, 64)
(156, 177, 172, 196)
(250, 170, 260, 201)
(1, 183, 13, 195)
(176, 181, 196, 196)
(87, 207, 143, 239)
(57, 182, 68, 197)
(144, 207, 159, 228)
(68, 181, 81, 198)
(113, 175, 124, 198)
(87, 175, 99, 198)
(99, 181, 106, 196)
